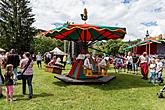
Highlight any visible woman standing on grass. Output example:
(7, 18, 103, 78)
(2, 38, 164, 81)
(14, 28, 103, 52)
(138, 52, 149, 80)
(20, 52, 33, 99)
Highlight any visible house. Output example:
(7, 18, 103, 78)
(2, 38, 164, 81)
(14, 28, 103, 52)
(132, 34, 165, 56)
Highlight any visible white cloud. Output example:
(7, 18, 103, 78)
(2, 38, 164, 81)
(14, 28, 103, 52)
(30, 0, 165, 41)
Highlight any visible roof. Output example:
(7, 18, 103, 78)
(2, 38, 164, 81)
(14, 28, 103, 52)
(145, 34, 164, 41)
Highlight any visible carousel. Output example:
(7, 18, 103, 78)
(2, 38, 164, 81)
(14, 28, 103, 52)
(45, 8, 126, 84)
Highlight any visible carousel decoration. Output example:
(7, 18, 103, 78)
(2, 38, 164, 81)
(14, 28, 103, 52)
(80, 8, 88, 21)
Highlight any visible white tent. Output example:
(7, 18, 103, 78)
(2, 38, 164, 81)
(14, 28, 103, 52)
(50, 47, 66, 55)
(0, 48, 5, 52)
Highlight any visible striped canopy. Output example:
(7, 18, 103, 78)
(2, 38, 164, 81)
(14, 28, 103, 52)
(45, 24, 126, 42)
(123, 40, 161, 50)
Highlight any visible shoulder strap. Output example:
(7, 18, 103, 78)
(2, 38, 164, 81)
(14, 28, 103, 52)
(22, 59, 32, 74)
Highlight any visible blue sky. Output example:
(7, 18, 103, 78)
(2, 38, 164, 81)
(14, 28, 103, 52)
(30, 0, 165, 41)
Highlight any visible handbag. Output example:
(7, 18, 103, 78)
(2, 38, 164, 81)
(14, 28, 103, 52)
(0, 69, 4, 84)
(17, 59, 31, 80)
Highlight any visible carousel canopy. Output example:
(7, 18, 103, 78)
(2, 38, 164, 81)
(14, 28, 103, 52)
(45, 24, 126, 42)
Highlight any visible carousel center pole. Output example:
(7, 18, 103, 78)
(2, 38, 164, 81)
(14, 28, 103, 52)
(84, 30, 87, 54)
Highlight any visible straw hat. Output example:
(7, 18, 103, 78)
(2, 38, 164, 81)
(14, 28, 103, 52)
(143, 52, 147, 55)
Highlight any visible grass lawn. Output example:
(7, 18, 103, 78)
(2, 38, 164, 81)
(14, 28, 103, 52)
(0, 63, 165, 110)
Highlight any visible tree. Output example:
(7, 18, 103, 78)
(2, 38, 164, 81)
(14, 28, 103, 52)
(0, 0, 36, 53)
(31, 35, 63, 55)
(104, 39, 126, 55)
(90, 39, 128, 56)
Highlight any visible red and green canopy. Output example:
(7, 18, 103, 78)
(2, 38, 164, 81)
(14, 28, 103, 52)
(45, 24, 126, 42)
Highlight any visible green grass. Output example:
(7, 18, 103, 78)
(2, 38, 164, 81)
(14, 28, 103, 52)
(0, 63, 165, 110)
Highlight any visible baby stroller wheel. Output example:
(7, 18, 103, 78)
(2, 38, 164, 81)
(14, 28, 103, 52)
(157, 92, 164, 98)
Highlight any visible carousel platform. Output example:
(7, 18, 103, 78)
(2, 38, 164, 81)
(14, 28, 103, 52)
(54, 74, 116, 84)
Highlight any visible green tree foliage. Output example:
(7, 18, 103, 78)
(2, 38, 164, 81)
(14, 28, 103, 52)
(31, 35, 63, 55)
(92, 41, 106, 55)
(90, 40, 129, 55)
(0, 0, 36, 53)
(105, 39, 128, 55)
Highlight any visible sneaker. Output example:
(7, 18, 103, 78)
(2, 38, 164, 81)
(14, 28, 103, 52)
(22, 94, 25, 97)
(0, 94, 3, 98)
(29, 96, 32, 99)
(13, 82, 17, 85)
(12, 98, 16, 101)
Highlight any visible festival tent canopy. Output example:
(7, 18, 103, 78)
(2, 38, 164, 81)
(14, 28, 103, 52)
(0, 48, 5, 52)
(50, 47, 66, 55)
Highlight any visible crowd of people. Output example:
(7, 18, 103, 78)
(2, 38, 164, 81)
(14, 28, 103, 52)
(0, 49, 33, 102)
(113, 51, 164, 85)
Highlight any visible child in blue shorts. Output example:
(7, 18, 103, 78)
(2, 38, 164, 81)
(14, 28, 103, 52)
(149, 60, 156, 84)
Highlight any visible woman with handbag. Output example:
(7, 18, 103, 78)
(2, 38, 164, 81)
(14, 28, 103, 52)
(19, 52, 33, 99)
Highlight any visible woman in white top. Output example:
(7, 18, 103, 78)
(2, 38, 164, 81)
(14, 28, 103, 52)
(36, 52, 42, 69)
(126, 52, 133, 73)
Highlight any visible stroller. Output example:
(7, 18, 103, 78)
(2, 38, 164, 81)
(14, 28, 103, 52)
(157, 85, 165, 98)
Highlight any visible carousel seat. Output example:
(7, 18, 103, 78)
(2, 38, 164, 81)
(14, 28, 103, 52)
(100, 64, 110, 76)
(45, 64, 65, 74)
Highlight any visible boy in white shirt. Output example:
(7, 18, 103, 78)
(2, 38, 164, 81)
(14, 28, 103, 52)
(126, 52, 133, 73)
(156, 58, 164, 85)
(149, 60, 156, 84)
(36, 52, 42, 69)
